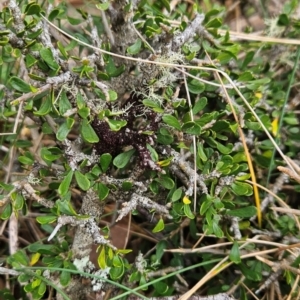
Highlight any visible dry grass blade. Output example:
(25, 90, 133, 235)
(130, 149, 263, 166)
(219, 29, 300, 45)
(277, 156, 300, 184)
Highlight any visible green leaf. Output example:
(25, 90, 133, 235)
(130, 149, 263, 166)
(9, 76, 35, 93)
(100, 153, 112, 172)
(60, 270, 71, 286)
(143, 99, 162, 110)
(67, 16, 82, 25)
(216, 142, 233, 154)
(162, 114, 181, 130)
(0, 30, 10, 36)
(156, 240, 168, 261)
(229, 241, 241, 264)
(192, 97, 207, 114)
(245, 121, 261, 131)
(65, 40, 78, 51)
(25, 54, 37, 68)
(48, 8, 60, 21)
(76, 93, 85, 109)
(36, 215, 57, 225)
(18, 155, 34, 165)
(182, 121, 201, 135)
(0, 36, 9, 46)
(108, 90, 118, 101)
(12, 250, 29, 266)
(56, 197, 78, 216)
(239, 262, 261, 281)
(278, 13, 289, 26)
(227, 206, 257, 218)
(152, 218, 165, 233)
(105, 56, 125, 77)
(212, 120, 230, 132)
(97, 247, 106, 269)
(75, 171, 90, 191)
(117, 249, 132, 255)
(153, 281, 169, 295)
(206, 17, 222, 28)
(28, 73, 46, 82)
(91, 164, 102, 177)
(157, 128, 173, 145)
(150, 181, 159, 194)
(113, 149, 135, 168)
(238, 71, 255, 81)
(157, 175, 174, 190)
(127, 39, 142, 55)
(110, 255, 121, 268)
(13, 193, 24, 210)
(40, 147, 62, 164)
(146, 144, 158, 161)
(78, 107, 90, 119)
(139, 275, 148, 290)
(38, 282, 46, 296)
(106, 119, 127, 131)
(25, 3, 41, 15)
(56, 118, 74, 141)
(19, 273, 32, 283)
(129, 271, 141, 283)
(235, 173, 251, 181)
(246, 78, 271, 90)
(110, 258, 124, 280)
(122, 181, 133, 191)
(97, 183, 110, 201)
(40, 48, 60, 71)
(212, 222, 223, 238)
(231, 181, 253, 196)
(0, 203, 12, 220)
(34, 96, 52, 116)
(0, 183, 14, 192)
(58, 170, 74, 196)
(59, 91, 72, 115)
(172, 188, 182, 202)
(188, 80, 205, 94)
(183, 204, 195, 219)
(197, 142, 207, 161)
(96, 2, 110, 10)
(57, 41, 69, 59)
(242, 51, 255, 69)
(80, 119, 99, 143)
(200, 194, 213, 215)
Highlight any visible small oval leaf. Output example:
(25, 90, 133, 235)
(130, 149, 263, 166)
(229, 241, 241, 264)
(100, 153, 112, 172)
(152, 218, 165, 233)
(227, 206, 257, 218)
(162, 114, 181, 130)
(81, 119, 99, 143)
(113, 149, 135, 168)
(75, 171, 90, 191)
(9, 76, 33, 93)
(58, 170, 74, 196)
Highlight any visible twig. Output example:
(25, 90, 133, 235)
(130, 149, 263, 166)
(8, 0, 25, 32)
(116, 192, 172, 222)
(0, 266, 20, 276)
(10, 84, 52, 106)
